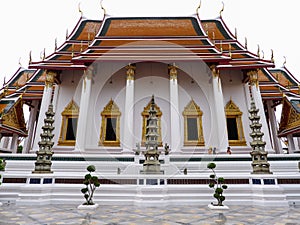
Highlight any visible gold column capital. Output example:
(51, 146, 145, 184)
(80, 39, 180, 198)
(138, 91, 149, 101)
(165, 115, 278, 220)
(168, 63, 178, 80)
(247, 69, 259, 87)
(45, 70, 57, 88)
(84, 66, 94, 80)
(210, 65, 219, 78)
(125, 63, 136, 80)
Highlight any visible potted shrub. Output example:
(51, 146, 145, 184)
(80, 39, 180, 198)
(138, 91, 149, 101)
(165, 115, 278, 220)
(207, 162, 229, 209)
(78, 165, 100, 209)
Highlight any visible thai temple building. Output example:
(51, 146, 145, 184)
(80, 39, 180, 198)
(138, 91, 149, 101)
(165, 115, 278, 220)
(0, 2, 299, 206)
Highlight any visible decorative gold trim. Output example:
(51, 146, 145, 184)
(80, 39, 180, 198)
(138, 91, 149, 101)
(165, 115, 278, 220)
(141, 99, 162, 146)
(168, 63, 178, 80)
(247, 70, 259, 87)
(99, 99, 121, 146)
(58, 100, 79, 146)
(126, 63, 136, 80)
(182, 99, 205, 146)
(210, 65, 219, 78)
(225, 99, 246, 146)
(45, 70, 57, 88)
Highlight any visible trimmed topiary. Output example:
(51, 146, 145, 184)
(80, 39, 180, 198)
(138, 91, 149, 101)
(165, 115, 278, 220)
(81, 165, 100, 205)
(207, 162, 228, 206)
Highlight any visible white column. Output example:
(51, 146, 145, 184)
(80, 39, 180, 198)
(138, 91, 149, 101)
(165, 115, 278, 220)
(122, 64, 135, 152)
(297, 137, 300, 150)
(287, 134, 296, 154)
(266, 100, 283, 154)
(10, 133, 18, 153)
(75, 67, 93, 152)
(32, 70, 57, 151)
(23, 100, 39, 153)
(169, 64, 181, 152)
(248, 70, 273, 153)
(1, 137, 10, 149)
(52, 84, 60, 112)
(211, 66, 228, 153)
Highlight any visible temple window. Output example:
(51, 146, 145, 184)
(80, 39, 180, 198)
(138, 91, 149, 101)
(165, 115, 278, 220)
(99, 99, 121, 146)
(225, 99, 246, 146)
(141, 99, 162, 146)
(58, 100, 79, 146)
(182, 100, 205, 146)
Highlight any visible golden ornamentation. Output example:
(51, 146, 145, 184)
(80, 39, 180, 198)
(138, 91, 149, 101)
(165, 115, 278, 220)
(196, 0, 201, 15)
(45, 70, 57, 88)
(100, 0, 106, 15)
(257, 44, 260, 59)
(247, 70, 259, 87)
(99, 99, 121, 146)
(168, 63, 178, 80)
(271, 49, 274, 63)
(219, 1, 224, 17)
(141, 99, 162, 146)
(225, 99, 246, 146)
(58, 100, 79, 146)
(210, 65, 219, 78)
(182, 99, 205, 146)
(283, 56, 287, 67)
(125, 64, 136, 80)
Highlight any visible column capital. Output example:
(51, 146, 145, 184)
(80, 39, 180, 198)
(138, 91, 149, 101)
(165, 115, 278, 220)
(247, 69, 259, 87)
(126, 63, 136, 80)
(45, 70, 57, 88)
(84, 66, 94, 80)
(209, 65, 219, 78)
(168, 63, 178, 80)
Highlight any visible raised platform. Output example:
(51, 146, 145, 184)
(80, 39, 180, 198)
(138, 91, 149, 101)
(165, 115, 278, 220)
(0, 153, 299, 206)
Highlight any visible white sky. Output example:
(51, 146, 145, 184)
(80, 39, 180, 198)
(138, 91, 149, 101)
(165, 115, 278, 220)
(0, 0, 300, 82)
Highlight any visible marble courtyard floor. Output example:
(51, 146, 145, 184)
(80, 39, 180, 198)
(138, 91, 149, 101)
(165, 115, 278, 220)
(0, 203, 299, 225)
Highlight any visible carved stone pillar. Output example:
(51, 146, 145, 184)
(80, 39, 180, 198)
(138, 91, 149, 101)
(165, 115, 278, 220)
(75, 67, 93, 152)
(168, 63, 181, 152)
(32, 70, 57, 151)
(122, 64, 135, 152)
(247, 70, 273, 153)
(210, 65, 228, 152)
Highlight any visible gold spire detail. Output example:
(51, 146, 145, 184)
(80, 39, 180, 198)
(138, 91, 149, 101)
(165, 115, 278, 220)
(54, 38, 57, 51)
(271, 49, 274, 63)
(283, 56, 287, 67)
(100, 0, 106, 15)
(262, 50, 264, 59)
(196, 0, 201, 15)
(219, 1, 224, 17)
(66, 29, 69, 40)
(18, 57, 22, 67)
(235, 28, 237, 39)
(257, 44, 260, 59)
(78, 2, 83, 17)
(245, 37, 248, 49)
(29, 51, 32, 64)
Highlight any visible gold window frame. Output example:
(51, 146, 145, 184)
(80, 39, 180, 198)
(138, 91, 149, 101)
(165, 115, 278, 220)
(182, 100, 205, 146)
(99, 99, 121, 146)
(141, 99, 162, 146)
(225, 99, 246, 146)
(58, 100, 79, 146)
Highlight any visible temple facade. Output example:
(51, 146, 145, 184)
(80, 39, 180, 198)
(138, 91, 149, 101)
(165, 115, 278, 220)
(1, 10, 300, 156)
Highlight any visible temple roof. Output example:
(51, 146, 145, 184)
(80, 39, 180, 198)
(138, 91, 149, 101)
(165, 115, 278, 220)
(0, 96, 27, 137)
(278, 96, 300, 137)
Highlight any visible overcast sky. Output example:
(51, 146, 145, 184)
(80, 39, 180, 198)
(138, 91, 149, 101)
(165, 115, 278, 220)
(0, 0, 299, 82)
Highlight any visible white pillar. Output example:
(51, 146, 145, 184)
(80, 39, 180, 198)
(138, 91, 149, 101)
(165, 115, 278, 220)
(169, 64, 181, 152)
(10, 133, 18, 153)
(122, 64, 135, 152)
(287, 134, 296, 154)
(266, 101, 283, 154)
(75, 67, 93, 152)
(211, 66, 228, 152)
(297, 137, 300, 150)
(248, 70, 273, 153)
(52, 84, 60, 112)
(32, 70, 57, 151)
(23, 100, 39, 153)
(1, 137, 9, 149)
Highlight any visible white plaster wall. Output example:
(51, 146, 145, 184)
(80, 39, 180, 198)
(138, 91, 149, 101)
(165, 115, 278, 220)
(221, 70, 252, 148)
(52, 70, 82, 146)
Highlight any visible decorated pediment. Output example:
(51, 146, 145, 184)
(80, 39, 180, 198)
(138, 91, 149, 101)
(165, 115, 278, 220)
(141, 98, 162, 117)
(61, 100, 79, 116)
(182, 99, 202, 116)
(101, 99, 121, 116)
(225, 99, 242, 115)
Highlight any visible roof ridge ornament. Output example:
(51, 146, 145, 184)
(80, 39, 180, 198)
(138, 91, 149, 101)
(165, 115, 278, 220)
(66, 29, 69, 40)
(271, 49, 274, 63)
(18, 57, 22, 67)
(234, 28, 237, 39)
(257, 44, 260, 59)
(283, 56, 287, 67)
(100, 0, 106, 15)
(196, 0, 201, 15)
(245, 37, 248, 50)
(54, 38, 57, 51)
(78, 2, 83, 17)
(219, 1, 224, 17)
(29, 51, 32, 65)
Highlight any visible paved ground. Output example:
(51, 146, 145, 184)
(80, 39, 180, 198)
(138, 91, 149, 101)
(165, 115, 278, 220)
(0, 203, 299, 225)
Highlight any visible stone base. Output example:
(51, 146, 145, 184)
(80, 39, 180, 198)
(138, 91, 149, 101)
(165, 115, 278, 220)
(208, 204, 229, 210)
(142, 164, 163, 174)
(77, 203, 99, 210)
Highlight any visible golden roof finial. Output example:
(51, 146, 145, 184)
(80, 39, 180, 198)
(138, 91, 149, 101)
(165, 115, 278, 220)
(54, 38, 57, 51)
(29, 51, 32, 64)
(257, 44, 260, 59)
(283, 56, 287, 67)
(219, 1, 225, 17)
(196, 0, 202, 15)
(78, 2, 83, 17)
(245, 37, 248, 50)
(43, 48, 46, 60)
(100, 0, 106, 15)
(271, 49, 274, 63)
(18, 57, 22, 67)
(66, 29, 69, 40)
(262, 50, 264, 59)
(234, 28, 237, 39)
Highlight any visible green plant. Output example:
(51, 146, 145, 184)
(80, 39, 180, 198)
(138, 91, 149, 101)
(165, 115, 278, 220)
(81, 165, 100, 205)
(207, 162, 228, 206)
